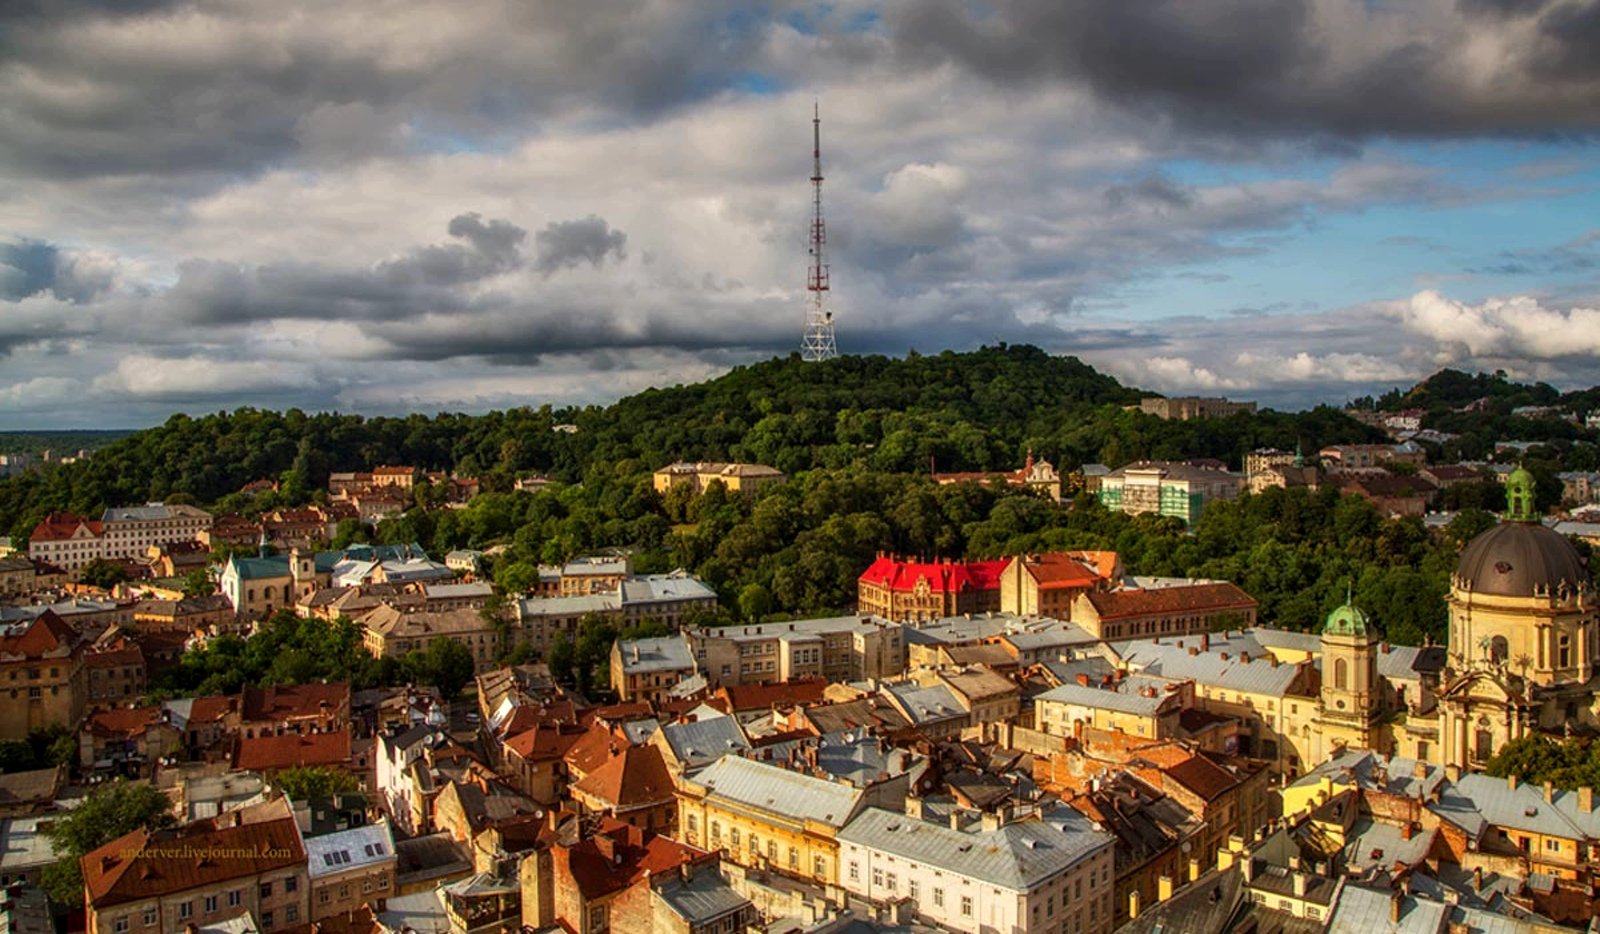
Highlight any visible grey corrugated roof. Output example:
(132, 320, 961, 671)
(883, 682, 966, 726)
(659, 717, 749, 770)
(1441, 773, 1597, 841)
(695, 755, 863, 828)
(1035, 675, 1177, 717)
(707, 615, 896, 642)
(517, 593, 620, 617)
(1342, 819, 1434, 873)
(616, 635, 694, 675)
(1247, 627, 1322, 654)
(620, 572, 717, 603)
(1326, 883, 1450, 933)
(1116, 632, 1303, 696)
(757, 731, 927, 788)
(838, 804, 1111, 891)
(653, 870, 752, 923)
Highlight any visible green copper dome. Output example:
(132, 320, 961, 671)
(1324, 601, 1370, 637)
(1505, 465, 1538, 522)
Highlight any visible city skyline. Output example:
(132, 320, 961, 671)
(3, 1, 1600, 428)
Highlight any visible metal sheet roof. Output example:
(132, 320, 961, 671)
(838, 804, 1111, 891)
(695, 755, 863, 829)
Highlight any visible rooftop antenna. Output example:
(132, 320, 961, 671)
(801, 101, 837, 361)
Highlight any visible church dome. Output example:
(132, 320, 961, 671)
(1455, 522, 1589, 598)
(1324, 601, 1370, 637)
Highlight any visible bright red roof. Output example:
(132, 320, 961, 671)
(858, 556, 1008, 594)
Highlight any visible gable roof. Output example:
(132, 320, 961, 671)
(838, 803, 1111, 891)
(0, 610, 78, 659)
(572, 744, 675, 809)
(241, 682, 349, 722)
(83, 816, 305, 908)
(1083, 582, 1257, 621)
(233, 729, 351, 772)
(692, 755, 862, 829)
(28, 511, 102, 542)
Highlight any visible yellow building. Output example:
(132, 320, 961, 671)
(1308, 599, 1384, 762)
(675, 754, 899, 885)
(652, 462, 786, 496)
(1436, 467, 1597, 771)
(1035, 674, 1188, 741)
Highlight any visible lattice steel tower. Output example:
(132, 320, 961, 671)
(801, 102, 837, 361)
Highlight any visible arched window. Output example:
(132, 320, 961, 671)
(1334, 658, 1348, 691)
(1491, 636, 1509, 664)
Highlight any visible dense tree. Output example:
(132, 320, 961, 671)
(275, 765, 363, 800)
(79, 558, 128, 589)
(1484, 736, 1600, 791)
(40, 781, 176, 904)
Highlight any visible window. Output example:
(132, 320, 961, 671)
(143, 908, 157, 927)
(873, 868, 884, 887)
(909, 880, 919, 899)
(730, 828, 740, 848)
(961, 895, 973, 917)
(204, 895, 217, 913)
(813, 855, 826, 877)
(286, 905, 299, 923)
(711, 821, 721, 841)
(319, 890, 331, 905)
(687, 814, 698, 833)
(285, 876, 298, 892)
(114, 919, 129, 934)
(178, 902, 193, 920)
(262, 913, 273, 929)
(789, 847, 799, 869)
(886, 872, 897, 891)
(228, 890, 241, 908)
(933, 888, 944, 908)
(260, 882, 273, 899)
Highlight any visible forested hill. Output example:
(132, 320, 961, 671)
(0, 344, 1382, 541)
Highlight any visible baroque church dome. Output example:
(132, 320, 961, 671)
(1324, 600, 1370, 637)
(1455, 522, 1589, 599)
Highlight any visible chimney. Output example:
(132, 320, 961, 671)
(1292, 872, 1307, 898)
(1077, 673, 1092, 687)
(1240, 652, 1250, 665)
(1270, 656, 1280, 667)
(1390, 890, 1403, 923)
(1129, 888, 1142, 919)
(1414, 760, 1428, 782)
(1157, 875, 1174, 902)
(948, 811, 963, 831)
(1200, 633, 1209, 652)
(1581, 787, 1594, 813)
(981, 811, 1002, 832)
(905, 797, 924, 820)
(1508, 773, 1518, 791)
(1472, 866, 1484, 891)
(1188, 857, 1200, 883)
(1401, 822, 1414, 841)
(1544, 780, 1554, 804)
(1188, 647, 1199, 657)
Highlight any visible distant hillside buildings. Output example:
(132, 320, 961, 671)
(1098, 461, 1243, 525)
(1138, 396, 1256, 420)
(651, 462, 786, 496)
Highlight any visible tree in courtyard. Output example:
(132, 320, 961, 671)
(40, 781, 176, 904)
(275, 765, 362, 801)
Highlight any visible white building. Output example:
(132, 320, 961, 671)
(838, 800, 1116, 934)
(99, 503, 213, 560)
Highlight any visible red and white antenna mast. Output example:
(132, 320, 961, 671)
(801, 101, 837, 361)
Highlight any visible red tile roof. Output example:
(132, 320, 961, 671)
(82, 816, 305, 908)
(572, 744, 674, 809)
(241, 682, 349, 722)
(563, 723, 629, 778)
(1083, 582, 1256, 621)
(187, 695, 237, 724)
(28, 511, 103, 542)
(86, 646, 144, 669)
(715, 677, 830, 713)
(1015, 552, 1113, 590)
(504, 723, 587, 762)
(86, 705, 165, 739)
(558, 819, 701, 901)
(858, 556, 1008, 594)
(233, 729, 352, 772)
(0, 610, 79, 658)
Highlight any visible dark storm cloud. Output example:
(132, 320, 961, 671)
(0, 0, 769, 182)
(169, 213, 527, 324)
(533, 216, 628, 276)
(0, 238, 112, 303)
(882, 0, 1600, 138)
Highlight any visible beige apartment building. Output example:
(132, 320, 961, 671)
(652, 462, 786, 496)
(685, 616, 905, 687)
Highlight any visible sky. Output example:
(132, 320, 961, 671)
(3, 0, 1600, 429)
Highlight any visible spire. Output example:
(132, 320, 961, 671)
(1293, 439, 1304, 470)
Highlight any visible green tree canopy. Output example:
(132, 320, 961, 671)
(275, 765, 363, 801)
(40, 780, 177, 905)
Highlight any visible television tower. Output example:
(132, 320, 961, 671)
(801, 102, 837, 361)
